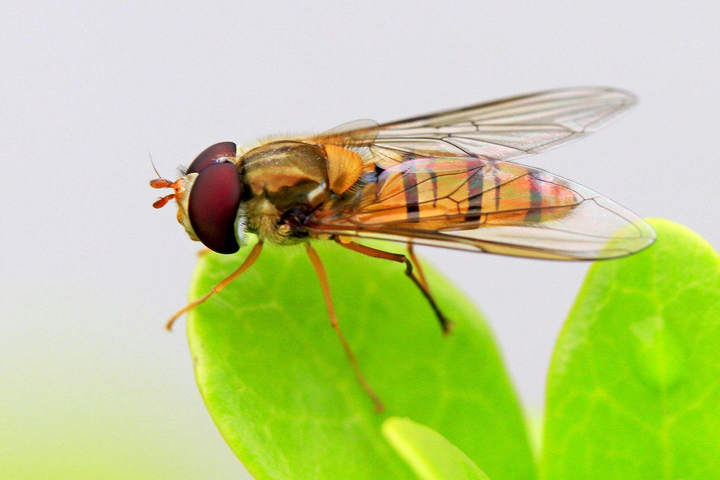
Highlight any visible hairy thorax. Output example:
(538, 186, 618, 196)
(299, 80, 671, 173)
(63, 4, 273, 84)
(240, 141, 332, 244)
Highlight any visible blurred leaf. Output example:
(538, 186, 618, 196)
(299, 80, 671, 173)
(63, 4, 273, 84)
(541, 219, 720, 479)
(383, 417, 490, 480)
(187, 239, 535, 480)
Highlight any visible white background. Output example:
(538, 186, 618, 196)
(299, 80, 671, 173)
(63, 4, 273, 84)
(1, 1, 718, 478)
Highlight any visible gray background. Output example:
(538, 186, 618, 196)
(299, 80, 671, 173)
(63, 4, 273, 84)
(1, 1, 718, 478)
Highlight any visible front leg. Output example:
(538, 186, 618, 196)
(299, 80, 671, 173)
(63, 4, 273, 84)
(165, 241, 264, 331)
(334, 237, 453, 334)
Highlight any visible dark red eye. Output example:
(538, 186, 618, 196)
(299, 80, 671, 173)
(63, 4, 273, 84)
(188, 162, 242, 254)
(187, 142, 237, 174)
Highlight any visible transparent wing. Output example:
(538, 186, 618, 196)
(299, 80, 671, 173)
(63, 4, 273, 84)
(309, 87, 637, 166)
(310, 119, 379, 147)
(306, 158, 655, 260)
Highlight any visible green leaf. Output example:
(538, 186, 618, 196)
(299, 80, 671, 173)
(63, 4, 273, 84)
(541, 219, 720, 479)
(187, 239, 535, 480)
(383, 417, 491, 480)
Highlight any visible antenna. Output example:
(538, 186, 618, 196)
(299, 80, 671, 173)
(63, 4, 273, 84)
(149, 151, 163, 180)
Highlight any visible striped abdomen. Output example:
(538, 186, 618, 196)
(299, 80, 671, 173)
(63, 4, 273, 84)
(339, 158, 582, 229)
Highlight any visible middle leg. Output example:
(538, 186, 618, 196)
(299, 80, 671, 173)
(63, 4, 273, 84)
(306, 243, 385, 412)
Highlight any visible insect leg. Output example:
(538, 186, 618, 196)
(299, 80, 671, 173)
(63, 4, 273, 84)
(407, 243, 428, 289)
(305, 243, 385, 412)
(334, 238, 453, 334)
(165, 241, 264, 331)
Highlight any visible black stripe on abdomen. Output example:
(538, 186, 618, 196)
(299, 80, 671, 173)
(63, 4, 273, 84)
(403, 167, 420, 221)
(525, 174, 543, 222)
(466, 166, 484, 222)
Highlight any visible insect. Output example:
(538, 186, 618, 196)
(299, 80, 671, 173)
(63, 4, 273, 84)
(151, 87, 655, 411)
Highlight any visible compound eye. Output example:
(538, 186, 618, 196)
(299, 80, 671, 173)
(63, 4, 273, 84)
(188, 162, 242, 254)
(187, 142, 237, 174)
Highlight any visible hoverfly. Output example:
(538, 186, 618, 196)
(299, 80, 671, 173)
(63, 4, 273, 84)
(151, 87, 655, 411)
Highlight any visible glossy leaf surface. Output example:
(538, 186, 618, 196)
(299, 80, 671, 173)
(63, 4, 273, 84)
(542, 219, 720, 479)
(383, 417, 491, 480)
(187, 239, 535, 480)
